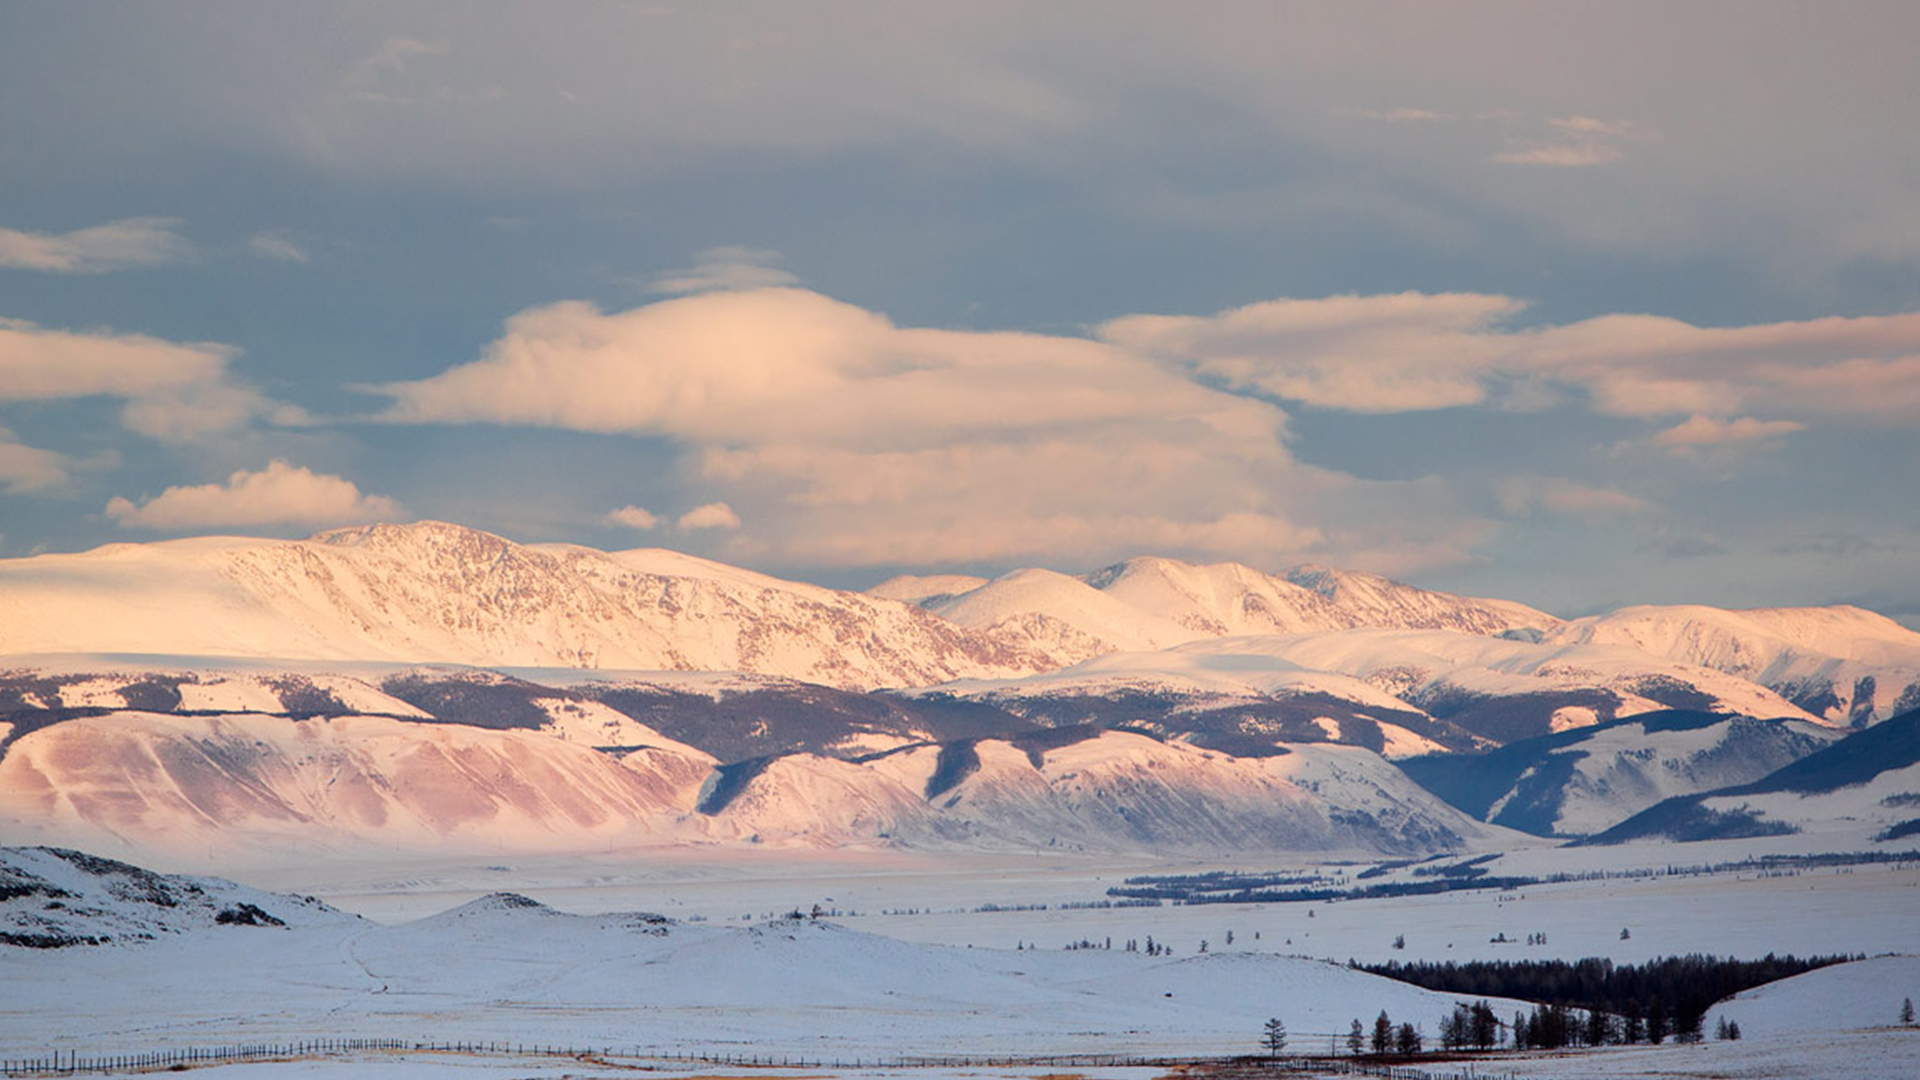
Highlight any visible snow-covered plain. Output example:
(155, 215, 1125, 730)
(5, 844, 1916, 1079)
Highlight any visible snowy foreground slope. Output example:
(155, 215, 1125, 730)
(0, 845, 1527, 1059)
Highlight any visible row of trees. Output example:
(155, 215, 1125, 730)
(1266, 997, 1758, 1060)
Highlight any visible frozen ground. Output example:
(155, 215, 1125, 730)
(220, 838, 1920, 967)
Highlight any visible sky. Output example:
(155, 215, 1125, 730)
(2, 1, 1917, 623)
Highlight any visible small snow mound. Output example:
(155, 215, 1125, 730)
(453, 892, 555, 915)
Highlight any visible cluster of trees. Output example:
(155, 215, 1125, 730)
(1345, 1012, 1422, 1055)
(1509, 1000, 1700, 1049)
(1437, 1000, 1501, 1050)
(1357, 952, 1858, 1034)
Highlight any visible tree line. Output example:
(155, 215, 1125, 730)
(1356, 952, 1859, 1037)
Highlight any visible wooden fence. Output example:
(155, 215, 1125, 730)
(0, 1039, 1544, 1078)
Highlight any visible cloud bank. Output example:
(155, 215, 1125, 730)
(364, 285, 1920, 572)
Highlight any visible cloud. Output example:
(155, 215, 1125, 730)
(0, 217, 192, 272)
(1101, 292, 1522, 413)
(1493, 116, 1658, 167)
(1351, 107, 1454, 123)
(649, 246, 800, 295)
(104, 460, 404, 530)
(605, 505, 659, 530)
(1498, 477, 1650, 520)
(368, 287, 1475, 570)
(1102, 293, 1920, 423)
(248, 230, 311, 263)
(0, 317, 297, 441)
(0, 429, 71, 494)
(676, 502, 741, 530)
(1651, 414, 1805, 453)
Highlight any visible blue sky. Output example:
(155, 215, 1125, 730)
(2, 2, 1917, 622)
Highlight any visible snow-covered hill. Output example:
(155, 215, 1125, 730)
(0, 711, 718, 858)
(0, 848, 1535, 1059)
(0, 701, 1497, 859)
(1, 845, 357, 947)
(907, 646, 1476, 758)
(890, 555, 1559, 667)
(1591, 708, 1920, 845)
(0, 522, 1057, 690)
(707, 729, 1499, 854)
(1548, 604, 1920, 724)
(1399, 711, 1842, 837)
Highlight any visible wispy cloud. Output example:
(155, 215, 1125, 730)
(1498, 477, 1650, 520)
(105, 460, 403, 530)
(0, 317, 300, 442)
(1493, 116, 1658, 167)
(248, 230, 311, 263)
(1651, 414, 1805, 454)
(1350, 107, 1455, 123)
(648, 247, 799, 295)
(0, 217, 192, 273)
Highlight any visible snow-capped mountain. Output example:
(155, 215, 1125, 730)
(903, 646, 1478, 758)
(0, 522, 1058, 690)
(920, 629, 1822, 752)
(878, 556, 1558, 667)
(1398, 711, 1842, 837)
(1591, 707, 1920, 845)
(1546, 604, 1920, 725)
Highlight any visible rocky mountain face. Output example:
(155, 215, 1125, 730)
(1398, 711, 1842, 837)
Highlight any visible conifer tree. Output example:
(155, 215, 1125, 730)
(1262, 1017, 1287, 1057)
(1372, 1010, 1393, 1053)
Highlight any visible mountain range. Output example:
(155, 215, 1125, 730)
(2, 520, 1917, 860)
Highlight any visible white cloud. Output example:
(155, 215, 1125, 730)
(605, 505, 659, 530)
(1103, 293, 1920, 423)
(676, 502, 741, 530)
(0, 217, 192, 272)
(0, 318, 229, 400)
(248, 230, 311, 263)
(1652, 415, 1806, 453)
(0, 317, 296, 442)
(649, 246, 799, 295)
(1102, 292, 1522, 413)
(104, 460, 404, 531)
(368, 287, 1466, 570)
